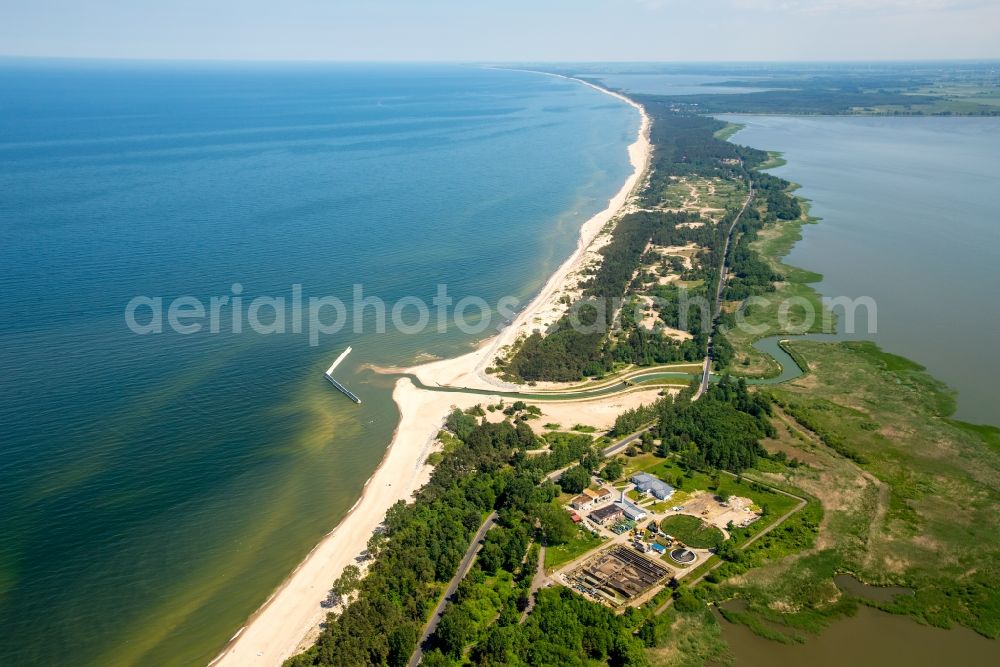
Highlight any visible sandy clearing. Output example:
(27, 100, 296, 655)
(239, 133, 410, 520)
(660, 325, 694, 342)
(529, 388, 669, 434)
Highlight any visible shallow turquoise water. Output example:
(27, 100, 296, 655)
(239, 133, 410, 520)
(0, 61, 639, 665)
(726, 115, 1000, 425)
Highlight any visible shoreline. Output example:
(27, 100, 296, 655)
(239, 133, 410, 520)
(210, 380, 496, 667)
(210, 77, 651, 666)
(408, 75, 651, 392)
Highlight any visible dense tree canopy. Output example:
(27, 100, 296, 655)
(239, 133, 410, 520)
(287, 419, 600, 667)
(558, 464, 591, 494)
(655, 376, 774, 472)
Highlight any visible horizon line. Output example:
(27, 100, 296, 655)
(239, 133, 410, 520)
(2, 54, 1000, 66)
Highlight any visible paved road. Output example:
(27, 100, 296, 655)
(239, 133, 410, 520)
(601, 427, 654, 458)
(694, 179, 754, 400)
(408, 511, 498, 667)
(543, 424, 655, 484)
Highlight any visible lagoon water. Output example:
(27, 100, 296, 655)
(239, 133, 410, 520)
(718, 114, 1000, 664)
(0, 62, 638, 665)
(718, 605, 997, 666)
(727, 115, 1000, 426)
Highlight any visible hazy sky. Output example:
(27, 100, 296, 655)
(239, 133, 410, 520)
(2, 0, 998, 62)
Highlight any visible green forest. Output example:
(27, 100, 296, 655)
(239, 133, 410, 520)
(608, 375, 773, 472)
(286, 410, 623, 667)
(287, 375, 782, 666)
(501, 104, 803, 383)
(654, 376, 774, 472)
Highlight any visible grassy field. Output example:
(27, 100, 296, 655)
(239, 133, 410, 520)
(644, 336, 999, 660)
(646, 607, 732, 667)
(713, 122, 745, 142)
(722, 195, 833, 378)
(757, 151, 787, 170)
(660, 515, 725, 549)
(544, 527, 606, 572)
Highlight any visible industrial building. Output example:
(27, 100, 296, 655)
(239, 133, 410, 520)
(585, 487, 614, 504)
(630, 472, 675, 500)
(614, 496, 647, 522)
(589, 504, 625, 525)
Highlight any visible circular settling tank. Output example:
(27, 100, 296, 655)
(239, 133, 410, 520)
(670, 548, 696, 564)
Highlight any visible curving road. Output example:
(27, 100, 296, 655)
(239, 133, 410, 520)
(398, 179, 755, 406)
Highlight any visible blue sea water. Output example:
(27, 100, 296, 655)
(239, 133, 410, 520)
(0, 61, 639, 665)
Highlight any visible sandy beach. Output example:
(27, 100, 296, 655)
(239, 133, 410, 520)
(407, 81, 650, 393)
(210, 79, 651, 667)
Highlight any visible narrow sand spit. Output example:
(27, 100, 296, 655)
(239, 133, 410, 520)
(211, 79, 650, 667)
